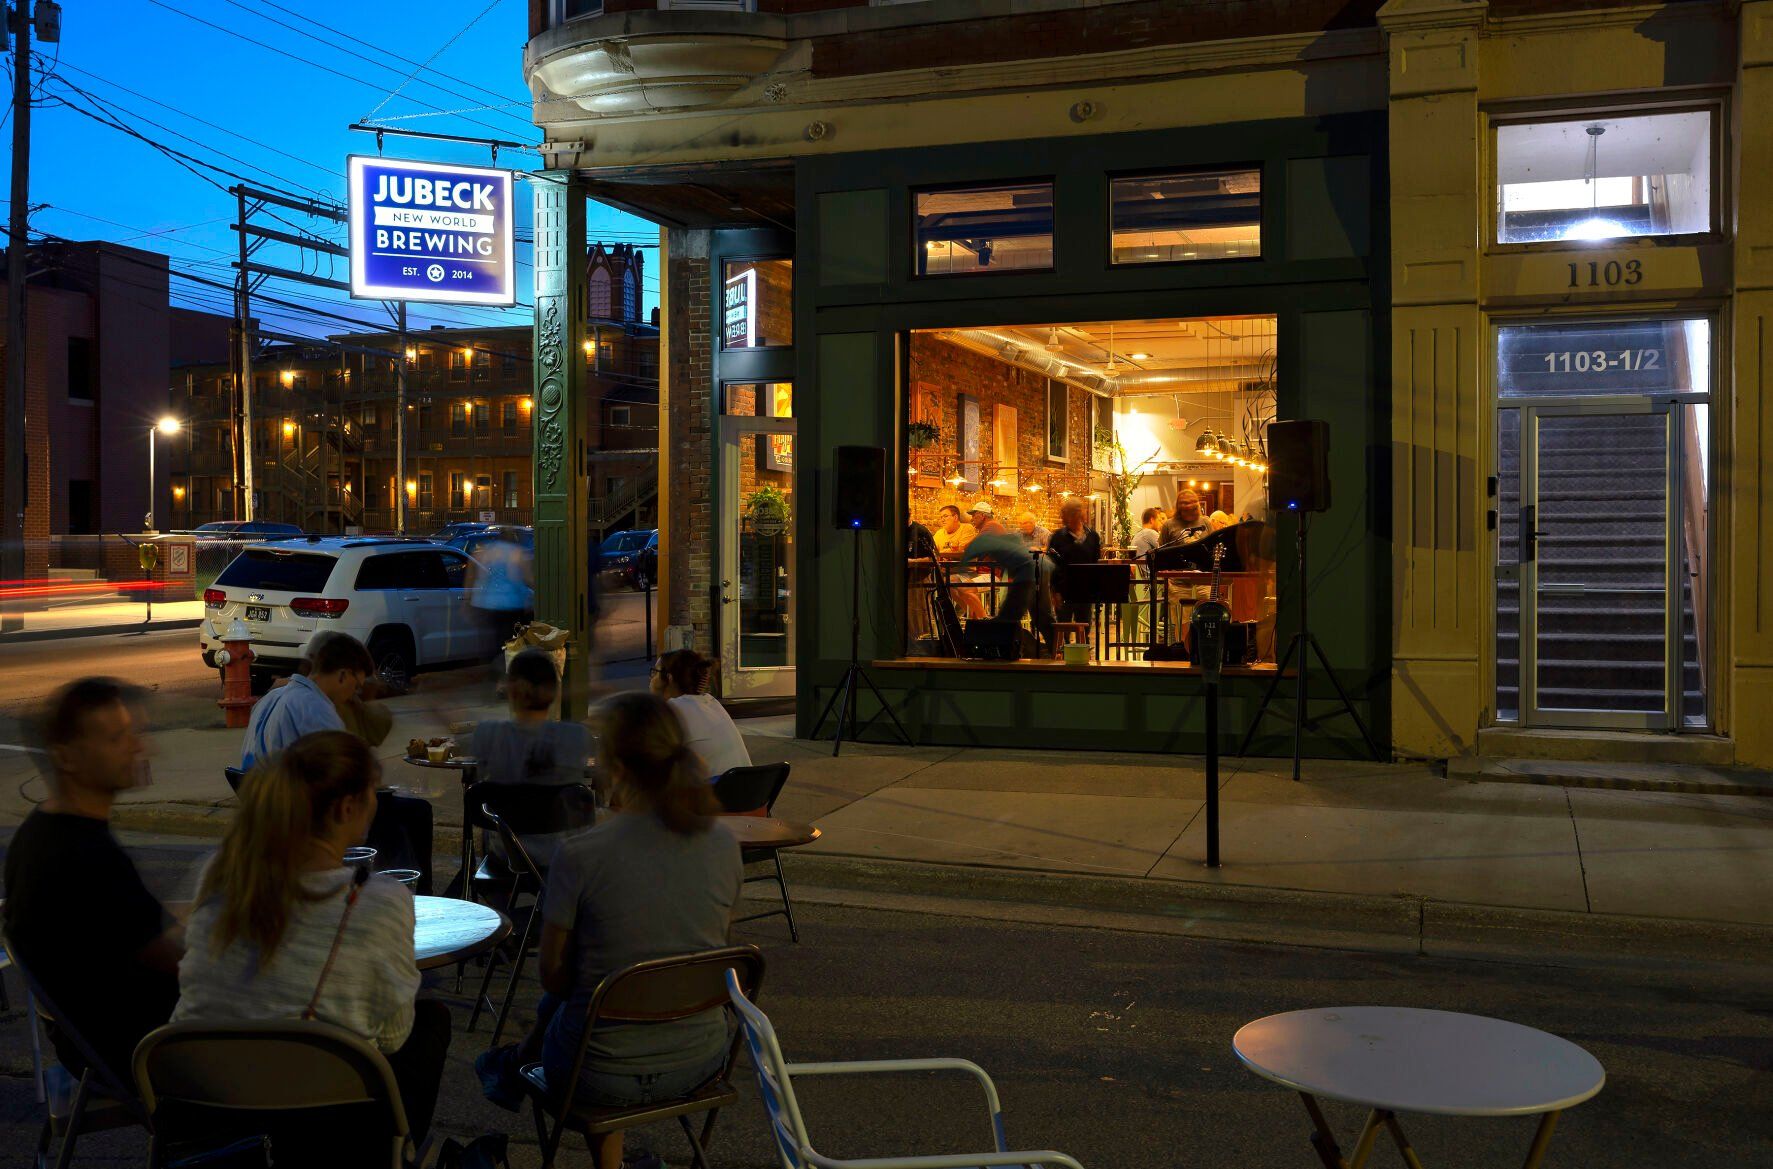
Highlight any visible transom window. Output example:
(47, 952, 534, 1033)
(1111, 167, 1261, 264)
(914, 182, 1054, 276)
(1496, 109, 1713, 244)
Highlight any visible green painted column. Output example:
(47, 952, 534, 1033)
(532, 171, 591, 717)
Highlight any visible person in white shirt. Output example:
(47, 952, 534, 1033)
(175, 731, 451, 1150)
(651, 649, 752, 780)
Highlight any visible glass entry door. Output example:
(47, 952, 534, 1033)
(718, 416, 796, 700)
(1517, 402, 1680, 728)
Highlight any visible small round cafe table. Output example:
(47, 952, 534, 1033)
(1232, 1006, 1604, 1169)
(720, 816, 821, 850)
(412, 895, 509, 971)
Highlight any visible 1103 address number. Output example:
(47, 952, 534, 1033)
(1567, 258, 1643, 288)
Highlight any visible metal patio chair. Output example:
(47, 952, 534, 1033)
(711, 763, 801, 941)
(467, 806, 545, 1047)
(134, 1019, 412, 1169)
(522, 945, 765, 1169)
(726, 969, 1085, 1169)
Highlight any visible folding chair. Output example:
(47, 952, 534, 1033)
(726, 971, 1085, 1169)
(4, 942, 151, 1169)
(134, 1019, 412, 1169)
(522, 945, 765, 1169)
(463, 781, 596, 906)
(369, 790, 436, 895)
(0, 939, 47, 1104)
(223, 767, 247, 793)
(712, 764, 801, 941)
(467, 807, 545, 1047)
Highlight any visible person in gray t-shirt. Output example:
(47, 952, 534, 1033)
(471, 649, 591, 789)
(476, 692, 742, 1167)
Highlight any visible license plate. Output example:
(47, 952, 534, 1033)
(246, 605, 271, 622)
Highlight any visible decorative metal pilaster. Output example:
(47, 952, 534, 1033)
(532, 171, 590, 716)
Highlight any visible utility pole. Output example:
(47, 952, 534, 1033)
(234, 187, 256, 520)
(395, 301, 407, 533)
(3, 1, 43, 629)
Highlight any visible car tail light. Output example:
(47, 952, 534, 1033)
(290, 597, 349, 618)
(203, 589, 225, 609)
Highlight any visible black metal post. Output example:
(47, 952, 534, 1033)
(1205, 679, 1220, 867)
(1292, 510, 1310, 782)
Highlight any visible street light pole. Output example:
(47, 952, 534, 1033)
(3, 1, 38, 630)
(146, 417, 179, 533)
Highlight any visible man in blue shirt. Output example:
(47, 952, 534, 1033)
(240, 632, 374, 770)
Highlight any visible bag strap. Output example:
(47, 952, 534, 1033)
(302, 868, 367, 1021)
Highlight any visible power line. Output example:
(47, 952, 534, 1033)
(140, 0, 537, 147)
(54, 60, 346, 183)
(247, 0, 519, 110)
(217, 0, 536, 137)
(362, 0, 502, 124)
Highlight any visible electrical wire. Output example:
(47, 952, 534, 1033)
(361, 0, 503, 123)
(140, 0, 536, 148)
(217, 0, 537, 136)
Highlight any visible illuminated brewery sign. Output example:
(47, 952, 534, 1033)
(723, 267, 755, 348)
(348, 156, 515, 305)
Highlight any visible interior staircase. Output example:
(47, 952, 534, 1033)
(1496, 410, 1704, 725)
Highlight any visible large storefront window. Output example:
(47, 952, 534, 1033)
(1495, 110, 1713, 244)
(1493, 318, 1711, 729)
(914, 182, 1055, 275)
(1110, 168, 1261, 264)
(904, 315, 1279, 669)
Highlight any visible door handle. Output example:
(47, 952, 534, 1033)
(1521, 505, 1542, 563)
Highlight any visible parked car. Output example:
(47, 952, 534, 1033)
(188, 520, 304, 541)
(621, 529, 658, 591)
(599, 528, 656, 588)
(448, 525, 534, 560)
(199, 536, 500, 692)
(430, 521, 492, 540)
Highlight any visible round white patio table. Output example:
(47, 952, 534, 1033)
(1232, 1006, 1604, 1169)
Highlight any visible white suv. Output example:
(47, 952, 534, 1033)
(200, 537, 508, 690)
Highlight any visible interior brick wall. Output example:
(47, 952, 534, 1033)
(907, 333, 1093, 533)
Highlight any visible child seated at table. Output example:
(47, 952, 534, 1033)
(174, 731, 452, 1153)
(473, 648, 592, 789)
(476, 691, 742, 1169)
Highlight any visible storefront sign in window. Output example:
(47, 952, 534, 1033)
(723, 267, 754, 348)
(347, 156, 515, 305)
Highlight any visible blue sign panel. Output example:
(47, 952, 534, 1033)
(347, 156, 515, 305)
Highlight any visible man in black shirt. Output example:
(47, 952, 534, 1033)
(1046, 498, 1102, 624)
(4, 678, 182, 1078)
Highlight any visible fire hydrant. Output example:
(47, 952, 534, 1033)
(215, 616, 257, 728)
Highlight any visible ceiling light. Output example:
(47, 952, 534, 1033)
(1044, 328, 1061, 351)
(1563, 217, 1629, 241)
(1195, 430, 1218, 457)
(1129, 352, 1149, 361)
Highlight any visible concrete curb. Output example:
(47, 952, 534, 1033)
(111, 803, 1773, 971)
(1447, 758, 1773, 798)
(0, 618, 203, 644)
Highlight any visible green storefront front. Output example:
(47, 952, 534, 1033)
(772, 113, 1392, 757)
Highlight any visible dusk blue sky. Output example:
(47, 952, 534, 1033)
(13, 0, 658, 338)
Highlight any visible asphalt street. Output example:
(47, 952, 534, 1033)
(0, 590, 655, 742)
(0, 835, 1766, 1169)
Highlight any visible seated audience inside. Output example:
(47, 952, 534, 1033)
(476, 691, 743, 1169)
(175, 731, 451, 1149)
(652, 649, 751, 780)
(3, 678, 182, 1077)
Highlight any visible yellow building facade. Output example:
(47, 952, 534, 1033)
(525, 0, 1771, 763)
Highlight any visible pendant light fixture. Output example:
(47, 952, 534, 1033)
(1564, 123, 1628, 241)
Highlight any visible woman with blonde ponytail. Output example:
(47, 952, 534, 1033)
(477, 692, 742, 1165)
(175, 731, 453, 1147)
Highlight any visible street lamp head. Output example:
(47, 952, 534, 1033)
(156, 416, 181, 435)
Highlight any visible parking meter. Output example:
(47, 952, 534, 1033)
(137, 542, 160, 572)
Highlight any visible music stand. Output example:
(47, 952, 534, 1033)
(812, 523, 912, 757)
(1237, 508, 1381, 779)
(1066, 561, 1132, 660)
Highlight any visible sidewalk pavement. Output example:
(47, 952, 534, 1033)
(5, 698, 1767, 962)
(0, 598, 204, 640)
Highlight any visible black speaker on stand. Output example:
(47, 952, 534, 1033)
(1238, 420, 1381, 778)
(813, 446, 911, 756)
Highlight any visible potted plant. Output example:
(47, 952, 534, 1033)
(1100, 432, 1151, 549)
(745, 485, 791, 534)
(907, 420, 940, 450)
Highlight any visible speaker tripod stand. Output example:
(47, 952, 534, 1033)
(812, 524, 911, 757)
(1238, 509, 1381, 779)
